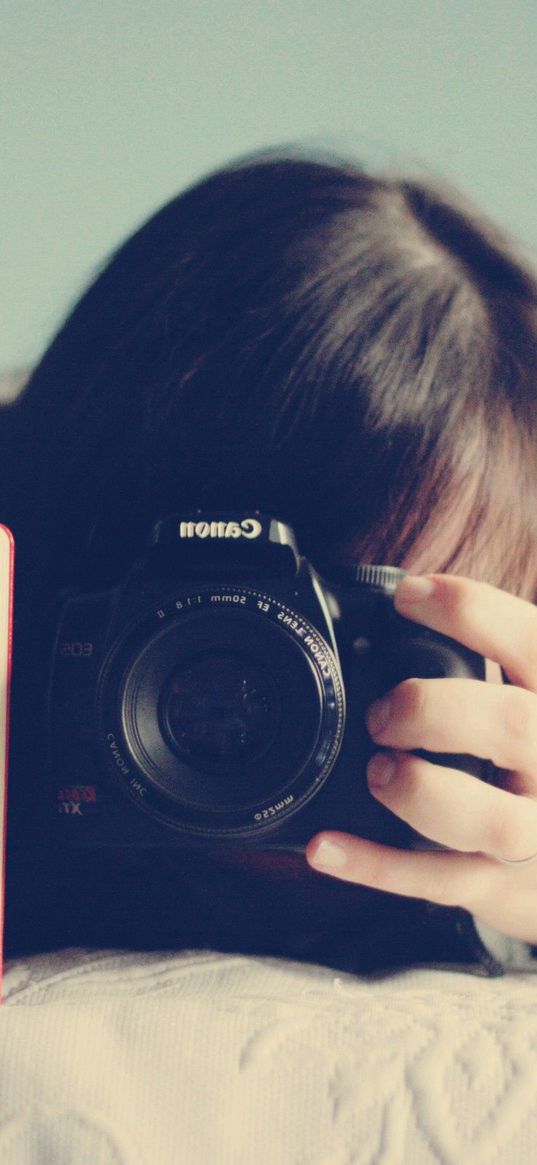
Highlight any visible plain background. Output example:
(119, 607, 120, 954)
(3, 0, 536, 373)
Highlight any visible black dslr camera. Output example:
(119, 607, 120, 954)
(48, 513, 488, 852)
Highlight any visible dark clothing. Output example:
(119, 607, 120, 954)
(4, 844, 504, 977)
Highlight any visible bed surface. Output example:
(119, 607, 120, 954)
(2, 945, 537, 1164)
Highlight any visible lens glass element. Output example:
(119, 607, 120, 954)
(160, 651, 279, 765)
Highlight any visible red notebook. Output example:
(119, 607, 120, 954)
(0, 527, 14, 1002)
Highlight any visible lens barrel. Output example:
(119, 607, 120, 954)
(97, 585, 345, 838)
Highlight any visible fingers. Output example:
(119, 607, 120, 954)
(394, 574, 537, 691)
(365, 750, 537, 861)
(305, 831, 494, 912)
(366, 676, 537, 785)
(305, 574, 537, 946)
(305, 829, 537, 944)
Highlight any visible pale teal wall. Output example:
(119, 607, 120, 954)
(3, 0, 536, 369)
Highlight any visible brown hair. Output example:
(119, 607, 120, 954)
(3, 151, 537, 614)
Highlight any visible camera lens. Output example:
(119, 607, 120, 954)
(160, 651, 280, 765)
(99, 587, 345, 837)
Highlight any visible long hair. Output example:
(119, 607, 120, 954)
(3, 151, 537, 615)
(4, 152, 537, 961)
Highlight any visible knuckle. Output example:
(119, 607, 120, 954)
(395, 677, 429, 722)
(501, 688, 537, 750)
(423, 862, 461, 908)
(480, 805, 522, 861)
(363, 848, 392, 889)
(437, 575, 476, 627)
(391, 679, 436, 750)
(394, 752, 423, 796)
(432, 857, 488, 912)
(454, 869, 491, 914)
(518, 634, 537, 689)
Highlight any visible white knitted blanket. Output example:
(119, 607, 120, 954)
(2, 946, 537, 1164)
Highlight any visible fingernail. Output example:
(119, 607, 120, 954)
(396, 575, 436, 605)
(366, 696, 391, 736)
(310, 838, 348, 870)
(367, 752, 396, 788)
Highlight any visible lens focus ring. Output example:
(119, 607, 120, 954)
(97, 585, 345, 838)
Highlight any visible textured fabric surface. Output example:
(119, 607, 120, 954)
(3, 947, 537, 1164)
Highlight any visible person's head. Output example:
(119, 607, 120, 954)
(5, 150, 537, 617)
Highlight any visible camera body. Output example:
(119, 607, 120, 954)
(47, 512, 487, 852)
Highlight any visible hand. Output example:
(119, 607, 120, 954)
(305, 574, 537, 945)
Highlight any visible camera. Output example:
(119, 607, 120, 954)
(47, 512, 489, 852)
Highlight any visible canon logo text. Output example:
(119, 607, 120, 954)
(179, 518, 262, 540)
